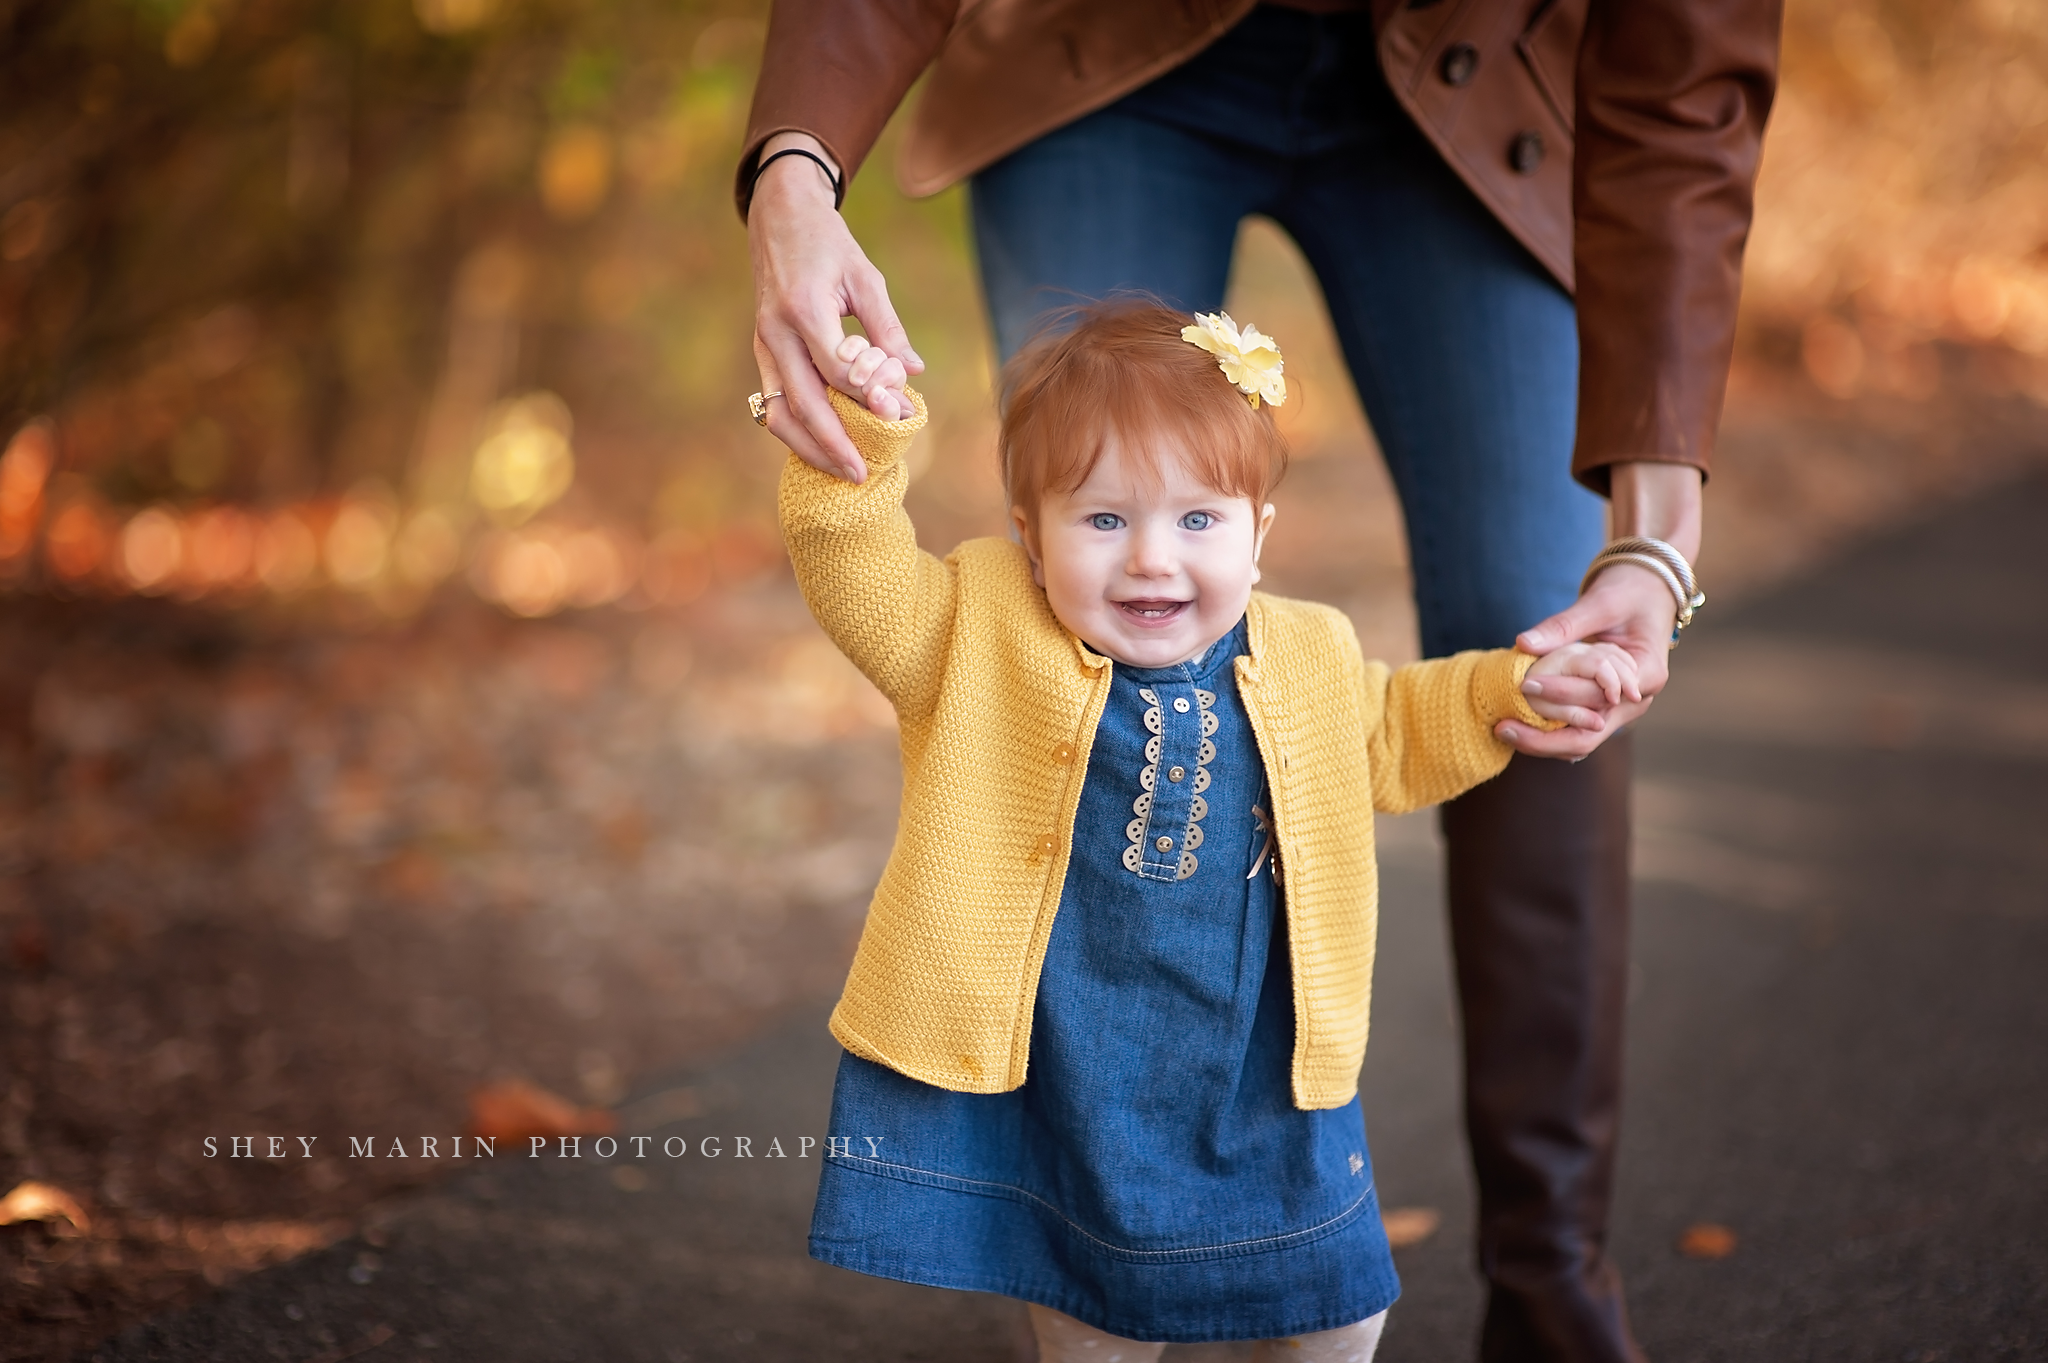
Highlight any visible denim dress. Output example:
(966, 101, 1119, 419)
(808, 619, 1399, 1343)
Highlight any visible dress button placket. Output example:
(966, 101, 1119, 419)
(1123, 681, 1215, 881)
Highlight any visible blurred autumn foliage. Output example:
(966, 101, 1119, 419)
(1744, 0, 2048, 402)
(0, 0, 989, 618)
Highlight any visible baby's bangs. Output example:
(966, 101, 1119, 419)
(1001, 301, 1289, 513)
(1046, 383, 1280, 506)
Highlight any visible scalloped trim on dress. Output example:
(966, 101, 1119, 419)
(1123, 687, 1215, 881)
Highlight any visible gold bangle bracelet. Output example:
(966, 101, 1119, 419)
(1580, 537, 1706, 637)
(1581, 552, 1705, 637)
(1582, 552, 1685, 612)
(1602, 535, 1699, 601)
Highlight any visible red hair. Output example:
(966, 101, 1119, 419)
(998, 299, 1289, 518)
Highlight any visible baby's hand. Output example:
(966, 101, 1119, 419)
(834, 334, 910, 421)
(1521, 641, 1642, 735)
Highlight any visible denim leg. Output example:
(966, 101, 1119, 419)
(1272, 103, 1643, 1363)
(971, 109, 1272, 364)
(1272, 147, 1604, 654)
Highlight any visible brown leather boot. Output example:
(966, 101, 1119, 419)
(1441, 736, 1644, 1363)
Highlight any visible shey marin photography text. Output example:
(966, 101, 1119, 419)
(201, 1134, 884, 1160)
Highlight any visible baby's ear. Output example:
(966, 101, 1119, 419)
(1009, 505, 1046, 588)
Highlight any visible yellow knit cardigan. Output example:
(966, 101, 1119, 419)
(780, 388, 1551, 1110)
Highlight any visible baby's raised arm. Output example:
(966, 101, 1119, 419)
(776, 387, 956, 720)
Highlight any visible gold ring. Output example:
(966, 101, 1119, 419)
(747, 391, 782, 426)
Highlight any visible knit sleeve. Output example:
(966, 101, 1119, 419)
(1362, 649, 1557, 815)
(776, 387, 955, 720)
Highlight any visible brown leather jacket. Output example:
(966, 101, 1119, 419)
(739, 0, 1782, 490)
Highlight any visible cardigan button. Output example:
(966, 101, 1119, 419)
(1054, 743, 1075, 763)
(1037, 835, 1057, 857)
(1439, 42, 1478, 88)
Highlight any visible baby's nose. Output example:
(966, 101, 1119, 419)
(1126, 530, 1177, 575)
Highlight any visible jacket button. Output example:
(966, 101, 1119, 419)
(1054, 743, 1075, 763)
(1155, 835, 1173, 852)
(1439, 42, 1478, 87)
(1509, 130, 1545, 175)
(1037, 835, 1057, 857)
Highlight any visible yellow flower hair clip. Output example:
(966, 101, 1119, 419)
(1180, 311, 1287, 409)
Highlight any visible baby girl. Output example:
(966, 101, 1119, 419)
(763, 301, 1637, 1359)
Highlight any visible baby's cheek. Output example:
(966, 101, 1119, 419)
(1039, 557, 1111, 635)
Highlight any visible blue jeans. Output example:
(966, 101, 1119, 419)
(971, 7, 1605, 655)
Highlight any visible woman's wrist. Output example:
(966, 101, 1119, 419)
(1604, 461, 1702, 563)
(754, 132, 843, 210)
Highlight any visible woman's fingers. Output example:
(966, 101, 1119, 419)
(1497, 720, 1601, 757)
(847, 259, 925, 375)
(761, 306, 867, 476)
(1497, 690, 1656, 758)
(757, 328, 867, 483)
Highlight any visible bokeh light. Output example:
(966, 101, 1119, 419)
(471, 395, 576, 525)
(119, 507, 183, 593)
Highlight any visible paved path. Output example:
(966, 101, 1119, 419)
(87, 476, 2048, 1362)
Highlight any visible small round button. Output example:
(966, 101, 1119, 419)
(1168, 765, 1186, 783)
(1155, 835, 1174, 852)
(1439, 42, 1478, 87)
(1037, 835, 1057, 856)
(1509, 130, 1545, 175)
(1054, 743, 1075, 763)
(1173, 697, 1191, 713)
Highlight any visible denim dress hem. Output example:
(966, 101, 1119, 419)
(811, 1154, 1397, 1343)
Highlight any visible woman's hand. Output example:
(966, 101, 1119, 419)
(1494, 462, 1703, 758)
(749, 133, 922, 485)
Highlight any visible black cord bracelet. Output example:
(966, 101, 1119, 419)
(753, 147, 844, 210)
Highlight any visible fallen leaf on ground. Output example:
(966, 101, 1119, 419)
(1679, 1222, 1737, 1258)
(467, 1078, 616, 1141)
(1381, 1206, 1441, 1248)
(0, 1181, 90, 1233)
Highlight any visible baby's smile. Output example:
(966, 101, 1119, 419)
(1116, 597, 1192, 623)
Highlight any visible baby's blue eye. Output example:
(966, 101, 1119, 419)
(1089, 513, 1123, 531)
(1180, 511, 1214, 531)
